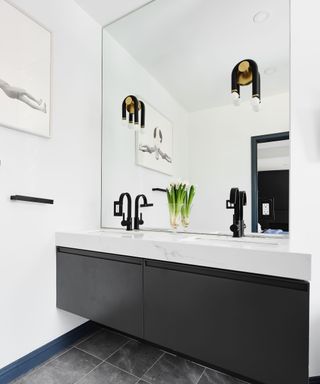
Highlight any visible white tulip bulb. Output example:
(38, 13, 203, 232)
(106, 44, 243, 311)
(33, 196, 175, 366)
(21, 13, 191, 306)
(251, 96, 261, 112)
(231, 92, 240, 106)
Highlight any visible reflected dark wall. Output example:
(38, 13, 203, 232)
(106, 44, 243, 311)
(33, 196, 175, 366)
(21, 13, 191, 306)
(258, 170, 289, 231)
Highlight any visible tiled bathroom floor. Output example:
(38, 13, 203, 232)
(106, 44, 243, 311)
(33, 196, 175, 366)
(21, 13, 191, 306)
(13, 327, 248, 384)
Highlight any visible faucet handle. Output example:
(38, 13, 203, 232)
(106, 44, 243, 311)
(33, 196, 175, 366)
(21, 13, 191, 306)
(140, 201, 154, 208)
(240, 191, 247, 206)
(230, 223, 238, 233)
(229, 188, 239, 204)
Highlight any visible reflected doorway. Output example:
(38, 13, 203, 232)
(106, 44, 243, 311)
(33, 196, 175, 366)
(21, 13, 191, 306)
(251, 132, 290, 234)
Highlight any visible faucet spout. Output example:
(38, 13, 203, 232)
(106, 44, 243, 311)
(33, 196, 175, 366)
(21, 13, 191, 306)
(134, 194, 153, 230)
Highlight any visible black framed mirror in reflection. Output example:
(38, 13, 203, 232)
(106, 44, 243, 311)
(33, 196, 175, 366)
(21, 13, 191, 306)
(251, 132, 290, 235)
(101, 0, 290, 236)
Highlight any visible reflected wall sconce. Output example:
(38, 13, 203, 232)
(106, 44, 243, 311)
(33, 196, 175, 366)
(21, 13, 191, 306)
(231, 59, 261, 112)
(122, 95, 145, 130)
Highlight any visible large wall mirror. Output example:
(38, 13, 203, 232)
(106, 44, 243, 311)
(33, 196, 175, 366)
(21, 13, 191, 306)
(102, 0, 290, 235)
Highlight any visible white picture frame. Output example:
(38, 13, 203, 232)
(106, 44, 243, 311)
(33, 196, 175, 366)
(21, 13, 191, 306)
(136, 100, 173, 175)
(0, 0, 51, 137)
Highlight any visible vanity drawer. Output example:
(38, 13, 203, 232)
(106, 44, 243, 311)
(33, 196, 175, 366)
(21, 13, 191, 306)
(56, 248, 143, 338)
(144, 260, 309, 384)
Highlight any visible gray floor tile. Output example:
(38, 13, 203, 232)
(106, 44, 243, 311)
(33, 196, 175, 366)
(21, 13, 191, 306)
(11, 347, 75, 383)
(49, 347, 101, 374)
(13, 364, 72, 384)
(77, 329, 129, 360)
(15, 348, 101, 384)
(12, 335, 249, 384)
(143, 353, 204, 384)
(107, 340, 163, 377)
(198, 368, 248, 384)
(78, 362, 138, 384)
(72, 328, 103, 347)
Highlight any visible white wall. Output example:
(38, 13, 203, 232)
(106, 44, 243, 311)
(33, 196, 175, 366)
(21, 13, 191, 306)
(291, 0, 320, 376)
(1, 0, 318, 377)
(187, 93, 289, 233)
(0, 0, 101, 369)
(102, 32, 189, 229)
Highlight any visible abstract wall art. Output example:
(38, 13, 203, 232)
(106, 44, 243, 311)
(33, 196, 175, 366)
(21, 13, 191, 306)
(0, 0, 51, 137)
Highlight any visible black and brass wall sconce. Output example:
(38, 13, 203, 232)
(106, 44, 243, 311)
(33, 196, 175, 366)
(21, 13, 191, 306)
(122, 95, 145, 129)
(231, 59, 261, 112)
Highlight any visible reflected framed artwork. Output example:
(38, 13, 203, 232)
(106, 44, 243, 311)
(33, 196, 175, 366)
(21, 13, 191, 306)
(136, 101, 173, 175)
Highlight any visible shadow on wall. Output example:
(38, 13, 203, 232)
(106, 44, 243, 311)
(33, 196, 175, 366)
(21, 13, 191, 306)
(296, 108, 320, 163)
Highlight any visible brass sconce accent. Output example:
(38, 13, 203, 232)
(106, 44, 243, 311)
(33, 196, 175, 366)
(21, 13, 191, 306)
(122, 95, 145, 128)
(231, 59, 261, 111)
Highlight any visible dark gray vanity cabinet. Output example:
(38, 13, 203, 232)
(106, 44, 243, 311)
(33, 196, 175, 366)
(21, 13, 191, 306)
(56, 248, 143, 338)
(57, 248, 309, 384)
(144, 260, 309, 384)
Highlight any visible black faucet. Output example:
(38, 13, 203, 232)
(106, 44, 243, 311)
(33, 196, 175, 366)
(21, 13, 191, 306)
(134, 194, 153, 230)
(114, 192, 132, 231)
(226, 187, 247, 238)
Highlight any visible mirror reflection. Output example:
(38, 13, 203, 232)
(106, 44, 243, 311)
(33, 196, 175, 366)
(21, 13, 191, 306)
(102, 0, 290, 236)
(254, 134, 290, 234)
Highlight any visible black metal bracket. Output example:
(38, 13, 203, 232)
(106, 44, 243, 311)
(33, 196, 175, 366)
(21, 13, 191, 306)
(113, 201, 122, 216)
(10, 195, 54, 205)
(226, 200, 235, 209)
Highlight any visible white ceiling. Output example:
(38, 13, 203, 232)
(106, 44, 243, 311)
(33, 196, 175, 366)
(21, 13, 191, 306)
(259, 140, 290, 151)
(74, 0, 152, 26)
(258, 139, 290, 171)
(76, 0, 290, 111)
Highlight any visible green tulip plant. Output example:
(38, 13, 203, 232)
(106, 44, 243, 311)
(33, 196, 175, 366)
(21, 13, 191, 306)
(166, 181, 196, 230)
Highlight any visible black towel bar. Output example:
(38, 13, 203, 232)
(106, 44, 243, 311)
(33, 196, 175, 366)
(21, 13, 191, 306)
(10, 195, 54, 205)
(152, 188, 167, 193)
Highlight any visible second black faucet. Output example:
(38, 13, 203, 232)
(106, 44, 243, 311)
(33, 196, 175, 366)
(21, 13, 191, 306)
(226, 187, 247, 238)
(114, 192, 153, 231)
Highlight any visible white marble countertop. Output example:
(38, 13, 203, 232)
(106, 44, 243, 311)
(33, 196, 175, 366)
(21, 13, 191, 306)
(55, 229, 311, 281)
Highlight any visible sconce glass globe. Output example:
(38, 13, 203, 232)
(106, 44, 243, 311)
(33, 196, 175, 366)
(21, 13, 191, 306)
(251, 96, 261, 112)
(231, 91, 241, 106)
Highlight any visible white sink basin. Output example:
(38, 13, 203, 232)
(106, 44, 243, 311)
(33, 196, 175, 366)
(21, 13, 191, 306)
(180, 235, 280, 246)
(90, 229, 184, 242)
(89, 229, 146, 239)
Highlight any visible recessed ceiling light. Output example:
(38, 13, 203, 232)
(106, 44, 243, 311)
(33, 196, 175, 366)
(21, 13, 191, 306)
(264, 67, 277, 76)
(253, 11, 270, 23)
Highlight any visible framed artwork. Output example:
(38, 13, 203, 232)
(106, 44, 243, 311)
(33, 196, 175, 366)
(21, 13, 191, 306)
(0, 0, 51, 137)
(136, 100, 173, 175)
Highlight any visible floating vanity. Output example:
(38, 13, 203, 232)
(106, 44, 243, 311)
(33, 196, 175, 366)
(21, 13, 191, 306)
(56, 229, 311, 384)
